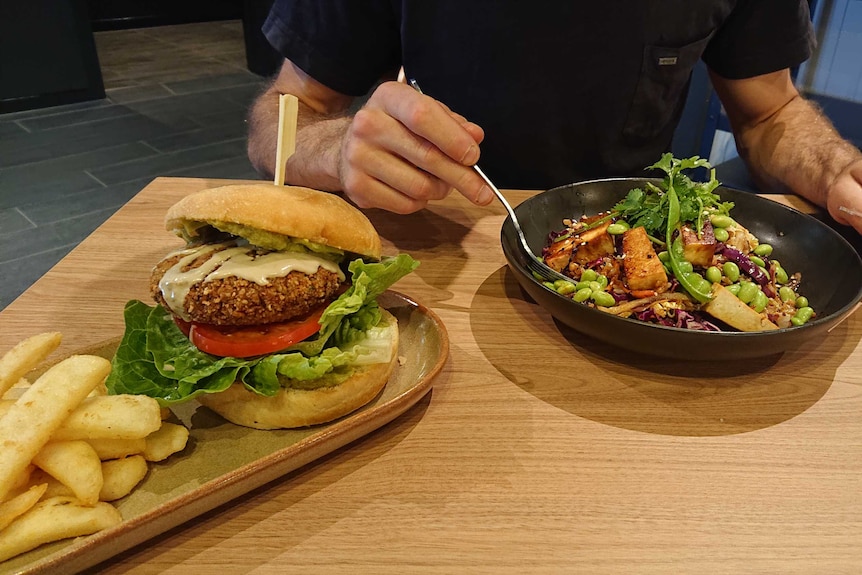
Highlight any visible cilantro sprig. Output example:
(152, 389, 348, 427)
(613, 153, 733, 238)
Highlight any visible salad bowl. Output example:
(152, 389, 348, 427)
(500, 178, 862, 360)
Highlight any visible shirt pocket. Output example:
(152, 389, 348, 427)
(620, 32, 714, 146)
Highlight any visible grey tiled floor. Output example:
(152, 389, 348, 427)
(0, 21, 268, 311)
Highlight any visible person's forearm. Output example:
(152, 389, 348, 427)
(734, 96, 862, 207)
(247, 86, 351, 191)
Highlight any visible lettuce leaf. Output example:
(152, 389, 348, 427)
(106, 254, 418, 406)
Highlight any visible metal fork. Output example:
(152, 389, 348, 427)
(408, 79, 575, 286)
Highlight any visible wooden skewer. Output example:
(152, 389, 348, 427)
(273, 93, 298, 187)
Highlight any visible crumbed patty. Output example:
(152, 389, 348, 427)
(150, 249, 342, 326)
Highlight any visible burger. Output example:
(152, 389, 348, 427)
(106, 183, 418, 429)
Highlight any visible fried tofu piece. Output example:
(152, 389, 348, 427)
(703, 284, 778, 332)
(621, 226, 668, 291)
(544, 236, 576, 272)
(681, 223, 716, 267)
(571, 220, 615, 265)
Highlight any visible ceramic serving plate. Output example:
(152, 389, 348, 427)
(6, 291, 448, 575)
(501, 178, 862, 360)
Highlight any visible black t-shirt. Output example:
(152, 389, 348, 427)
(263, 0, 814, 189)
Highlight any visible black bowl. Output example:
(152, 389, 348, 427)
(501, 178, 862, 360)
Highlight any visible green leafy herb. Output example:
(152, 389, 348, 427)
(613, 153, 733, 238)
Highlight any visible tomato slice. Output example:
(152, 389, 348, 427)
(188, 306, 326, 358)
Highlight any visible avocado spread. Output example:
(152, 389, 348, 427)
(187, 221, 345, 262)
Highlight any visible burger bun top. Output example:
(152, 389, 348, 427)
(165, 183, 381, 260)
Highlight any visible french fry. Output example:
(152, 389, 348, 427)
(0, 484, 46, 532)
(1, 378, 31, 401)
(50, 395, 162, 441)
(0, 333, 191, 564)
(86, 437, 147, 461)
(144, 422, 190, 462)
(100, 456, 148, 502)
(0, 332, 61, 397)
(0, 355, 110, 502)
(26, 468, 73, 500)
(0, 496, 122, 563)
(88, 380, 108, 397)
(1, 395, 162, 441)
(32, 441, 103, 506)
(7, 464, 35, 498)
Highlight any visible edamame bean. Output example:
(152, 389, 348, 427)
(753, 243, 773, 257)
(705, 266, 722, 284)
(555, 281, 576, 295)
(794, 306, 815, 323)
(737, 282, 759, 304)
(779, 286, 796, 302)
(575, 280, 592, 291)
(573, 287, 592, 302)
(589, 281, 602, 292)
(710, 214, 734, 228)
(726, 283, 741, 296)
(597, 274, 609, 289)
(591, 290, 616, 307)
(775, 266, 789, 284)
(752, 290, 769, 313)
(657, 250, 670, 263)
(796, 296, 809, 309)
(713, 228, 730, 242)
(607, 222, 630, 235)
(692, 274, 711, 295)
(581, 269, 598, 282)
(722, 261, 740, 282)
(543, 281, 555, 290)
(790, 316, 806, 327)
(749, 255, 766, 268)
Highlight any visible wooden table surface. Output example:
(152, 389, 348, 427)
(2, 177, 862, 574)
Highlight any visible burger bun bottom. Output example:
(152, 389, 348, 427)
(198, 309, 399, 429)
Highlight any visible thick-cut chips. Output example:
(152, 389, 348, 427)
(0, 496, 122, 563)
(0, 355, 110, 502)
(0, 332, 62, 397)
(0, 334, 189, 565)
(87, 437, 147, 461)
(32, 441, 103, 506)
(0, 395, 162, 441)
(0, 484, 47, 532)
(51, 395, 162, 441)
(25, 468, 72, 499)
(144, 422, 190, 462)
(100, 456, 148, 501)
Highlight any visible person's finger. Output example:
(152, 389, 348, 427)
(826, 160, 862, 233)
(350, 104, 493, 205)
(369, 82, 480, 166)
(341, 169, 429, 214)
(440, 106, 485, 145)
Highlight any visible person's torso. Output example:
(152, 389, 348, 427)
(396, 0, 738, 188)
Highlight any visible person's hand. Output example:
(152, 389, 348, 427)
(336, 81, 495, 214)
(825, 157, 862, 234)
